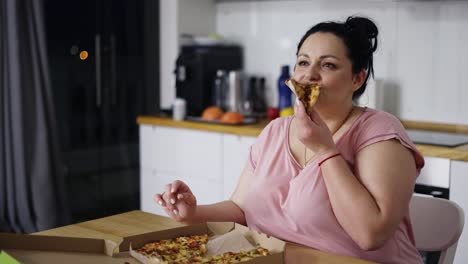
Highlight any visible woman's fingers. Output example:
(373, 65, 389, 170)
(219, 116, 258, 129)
(309, 108, 328, 128)
(294, 98, 315, 126)
(154, 182, 183, 206)
(161, 184, 178, 212)
(181, 191, 196, 206)
(156, 191, 180, 216)
(153, 193, 166, 207)
(156, 190, 179, 216)
(171, 180, 188, 194)
(294, 98, 305, 119)
(163, 206, 179, 217)
(165, 184, 176, 204)
(154, 180, 196, 221)
(168, 180, 196, 206)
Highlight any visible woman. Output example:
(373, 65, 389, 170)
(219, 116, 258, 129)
(155, 16, 424, 263)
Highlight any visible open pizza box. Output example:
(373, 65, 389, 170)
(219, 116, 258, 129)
(0, 222, 285, 263)
(122, 222, 285, 263)
(0, 232, 140, 264)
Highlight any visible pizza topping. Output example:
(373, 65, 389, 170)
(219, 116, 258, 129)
(134, 234, 270, 264)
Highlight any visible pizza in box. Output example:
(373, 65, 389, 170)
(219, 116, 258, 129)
(130, 233, 270, 264)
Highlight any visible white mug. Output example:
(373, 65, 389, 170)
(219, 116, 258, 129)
(172, 98, 186, 121)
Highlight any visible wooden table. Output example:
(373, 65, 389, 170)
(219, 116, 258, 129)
(36, 210, 376, 264)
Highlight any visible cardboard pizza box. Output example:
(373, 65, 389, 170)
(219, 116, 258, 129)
(122, 222, 285, 264)
(0, 232, 138, 264)
(0, 222, 285, 263)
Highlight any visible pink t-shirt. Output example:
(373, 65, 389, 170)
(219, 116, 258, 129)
(243, 108, 425, 264)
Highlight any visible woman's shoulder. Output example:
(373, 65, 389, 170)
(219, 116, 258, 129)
(249, 116, 291, 168)
(253, 116, 291, 147)
(359, 107, 400, 122)
(350, 108, 425, 170)
(260, 116, 291, 135)
(270, 116, 292, 126)
(348, 108, 407, 147)
(355, 108, 404, 132)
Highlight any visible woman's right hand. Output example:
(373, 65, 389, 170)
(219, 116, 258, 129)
(153, 180, 197, 223)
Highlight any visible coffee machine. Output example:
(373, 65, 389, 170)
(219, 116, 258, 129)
(175, 45, 243, 116)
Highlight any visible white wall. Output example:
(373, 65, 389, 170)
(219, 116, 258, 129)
(160, 0, 178, 110)
(215, 0, 468, 125)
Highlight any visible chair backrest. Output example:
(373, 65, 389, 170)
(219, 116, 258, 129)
(409, 194, 465, 264)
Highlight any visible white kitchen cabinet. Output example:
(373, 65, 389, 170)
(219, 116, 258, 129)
(179, 173, 223, 206)
(449, 160, 468, 264)
(140, 125, 167, 170)
(140, 125, 223, 180)
(222, 134, 257, 199)
(140, 125, 224, 215)
(140, 167, 161, 215)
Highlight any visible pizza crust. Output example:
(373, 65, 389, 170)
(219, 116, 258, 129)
(285, 78, 320, 115)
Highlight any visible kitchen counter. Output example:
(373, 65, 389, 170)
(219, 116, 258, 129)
(36, 210, 376, 264)
(137, 115, 271, 136)
(137, 116, 468, 162)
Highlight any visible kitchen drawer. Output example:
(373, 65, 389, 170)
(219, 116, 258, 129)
(140, 168, 161, 215)
(140, 125, 223, 182)
(140, 125, 159, 169)
(222, 134, 257, 199)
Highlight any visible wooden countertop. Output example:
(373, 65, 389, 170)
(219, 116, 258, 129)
(137, 116, 269, 137)
(401, 120, 468, 134)
(137, 116, 468, 162)
(36, 210, 376, 264)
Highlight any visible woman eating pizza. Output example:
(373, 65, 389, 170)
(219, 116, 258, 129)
(154, 16, 425, 264)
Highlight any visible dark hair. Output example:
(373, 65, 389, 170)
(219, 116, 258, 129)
(296, 16, 378, 100)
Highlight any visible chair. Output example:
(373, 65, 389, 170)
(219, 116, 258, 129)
(409, 194, 465, 264)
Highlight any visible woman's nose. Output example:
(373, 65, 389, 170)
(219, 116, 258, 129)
(303, 65, 320, 82)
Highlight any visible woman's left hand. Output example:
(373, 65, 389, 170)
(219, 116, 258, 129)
(293, 98, 338, 158)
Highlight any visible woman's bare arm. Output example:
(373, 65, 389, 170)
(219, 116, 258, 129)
(185, 160, 254, 225)
(320, 139, 416, 250)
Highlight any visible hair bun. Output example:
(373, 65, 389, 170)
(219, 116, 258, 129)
(345, 16, 378, 52)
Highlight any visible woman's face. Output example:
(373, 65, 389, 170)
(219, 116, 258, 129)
(293, 32, 362, 108)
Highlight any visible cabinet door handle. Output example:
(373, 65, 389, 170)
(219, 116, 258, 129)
(95, 34, 102, 107)
(110, 34, 117, 105)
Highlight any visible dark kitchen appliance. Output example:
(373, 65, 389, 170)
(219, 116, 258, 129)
(175, 45, 243, 116)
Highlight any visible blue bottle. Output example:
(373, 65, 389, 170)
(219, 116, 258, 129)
(278, 65, 292, 110)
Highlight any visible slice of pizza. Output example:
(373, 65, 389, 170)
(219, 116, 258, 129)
(285, 78, 320, 115)
(134, 234, 208, 264)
